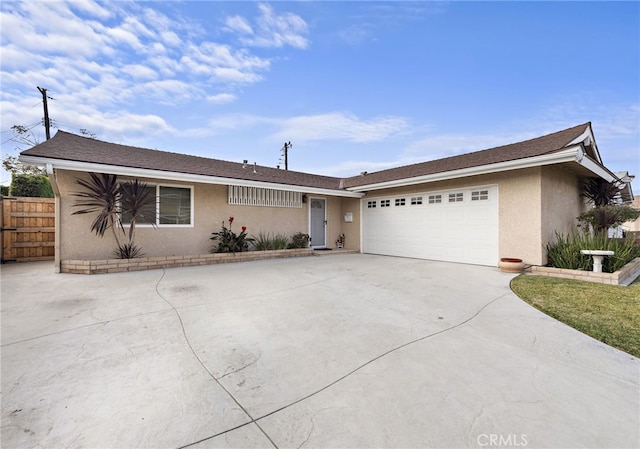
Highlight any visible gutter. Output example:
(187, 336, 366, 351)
(46, 163, 61, 273)
(20, 156, 365, 199)
(347, 146, 615, 192)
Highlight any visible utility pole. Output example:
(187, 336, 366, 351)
(37, 86, 50, 140)
(281, 141, 292, 171)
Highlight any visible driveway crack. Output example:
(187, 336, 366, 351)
(219, 353, 262, 379)
(254, 292, 509, 423)
(165, 270, 509, 449)
(154, 269, 278, 449)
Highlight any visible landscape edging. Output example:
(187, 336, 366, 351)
(61, 248, 315, 275)
(529, 257, 640, 286)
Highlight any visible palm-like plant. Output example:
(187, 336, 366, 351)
(72, 173, 123, 243)
(579, 177, 638, 235)
(72, 173, 156, 258)
(581, 178, 622, 206)
(119, 179, 156, 244)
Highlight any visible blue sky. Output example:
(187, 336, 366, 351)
(1, 1, 638, 191)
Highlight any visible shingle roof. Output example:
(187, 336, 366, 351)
(21, 131, 344, 190)
(21, 123, 592, 192)
(342, 122, 591, 188)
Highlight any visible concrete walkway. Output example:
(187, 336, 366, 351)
(1, 254, 638, 448)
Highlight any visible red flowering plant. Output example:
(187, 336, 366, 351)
(210, 216, 254, 253)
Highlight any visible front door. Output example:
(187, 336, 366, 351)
(309, 198, 326, 248)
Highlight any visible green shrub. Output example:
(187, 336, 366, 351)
(272, 233, 289, 250)
(0, 185, 9, 196)
(547, 230, 640, 273)
(253, 232, 289, 250)
(9, 174, 54, 198)
(578, 205, 640, 234)
(288, 232, 310, 249)
(210, 217, 253, 253)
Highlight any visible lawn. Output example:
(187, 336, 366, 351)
(510, 275, 640, 358)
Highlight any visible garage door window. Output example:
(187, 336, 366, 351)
(411, 196, 423, 205)
(395, 198, 406, 206)
(471, 190, 489, 201)
(449, 193, 464, 203)
(428, 194, 442, 204)
(367, 200, 377, 208)
(381, 200, 391, 207)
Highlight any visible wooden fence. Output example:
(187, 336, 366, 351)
(1, 196, 55, 263)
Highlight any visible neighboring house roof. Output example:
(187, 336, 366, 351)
(614, 171, 635, 204)
(20, 122, 619, 196)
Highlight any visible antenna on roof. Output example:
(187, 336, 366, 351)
(280, 141, 292, 171)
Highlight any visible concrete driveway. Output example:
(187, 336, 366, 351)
(1, 254, 638, 448)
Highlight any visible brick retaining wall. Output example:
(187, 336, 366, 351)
(529, 257, 640, 286)
(62, 248, 315, 275)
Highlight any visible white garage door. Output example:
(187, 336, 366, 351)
(362, 186, 498, 266)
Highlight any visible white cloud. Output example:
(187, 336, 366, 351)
(71, 0, 112, 20)
(337, 24, 374, 47)
(0, 1, 280, 127)
(131, 80, 202, 105)
(224, 15, 253, 35)
(206, 93, 237, 104)
(99, 111, 175, 135)
(122, 64, 159, 81)
(274, 112, 409, 143)
(316, 159, 405, 178)
(0, 45, 39, 71)
(402, 133, 526, 162)
(225, 3, 310, 49)
(180, 42, 270, 83)
(160, 30, 181, 47)
(0, 0, 318, 187)
(106, 26, 146, 51)
(146, 55, 181, 77)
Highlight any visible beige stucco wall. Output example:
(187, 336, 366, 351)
(339, 197, 361, 250)
(496, 168, 544, 264)
(55, 170, 354, 260)
(540, 165, 584, 263)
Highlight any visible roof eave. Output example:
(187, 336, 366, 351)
(20, 156, 364, 198)
(347, 146, 613, 192)
(567, 123, 603, 163)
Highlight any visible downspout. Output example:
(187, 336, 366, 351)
(46, 164, 61, 273)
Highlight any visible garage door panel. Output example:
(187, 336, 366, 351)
(363, 186, 498, 266)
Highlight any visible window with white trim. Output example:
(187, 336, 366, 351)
(448, 192, 464, 203)
(428, 194, 442, 204)
(228, 185, 302, 208)
(381, 199, 391, 207)
(395, 198, 406, 206)
(122, 184, 193, 226)
(471, 190, 489, 201)
(367, 200, 377, 208)
(411, 196, 423, 205)
(159, 186, 192, 224)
